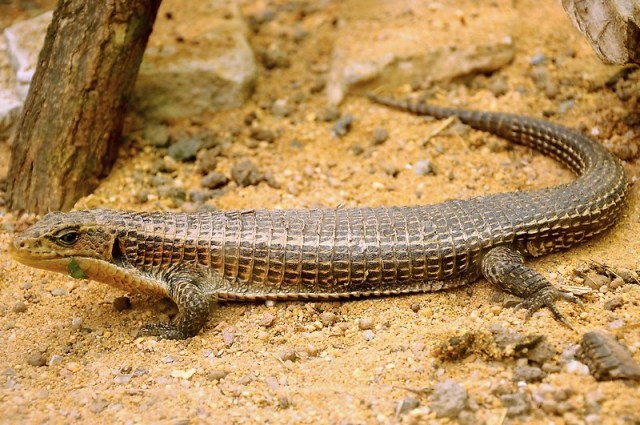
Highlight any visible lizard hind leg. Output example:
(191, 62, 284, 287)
(481, 246, 580, 328)
(137, 277, 212, 340)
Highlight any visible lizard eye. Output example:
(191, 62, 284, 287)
(58, 231, 79, 246)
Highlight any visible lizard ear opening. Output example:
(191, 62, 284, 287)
(111, 237, 125, 265)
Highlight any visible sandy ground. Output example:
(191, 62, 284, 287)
(1, 0, 639, 423)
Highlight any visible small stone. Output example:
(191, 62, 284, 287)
(222, 327, 236, 347)
(113, 297, 132, 311)
(278, 395, 291, 409)
(558, 99, 575, 114)
(489, 77, 509, 96)
(261, 46, 290, 69)
(585, 274, 610, 290)
(321, 106, 340, 122)
(250, 127, 276, 143)
(201, 172, 229, 190)
(362, 329, 376, 341)
(332, 114, 353, 137)
(500, 392, 531, 417)
(207, 370, 228, 381)
(12, 301, 27, 313)
(430, 380, 468, 418)
(231, 159, 265, 187)
(259, 312, 275, 327)
(171, 368, 197, 379)
(372, 128, 389, 145)
(196, 149, 219, 174)
(278, 347, 296, 362)
(529, 53, 546, 65)
(48, 355, 63, 366)
(114, 374, 131, 385)
(271, 99, 290, 117)
(320, 312, 337, 326)
(410, 303, 420, 313)
(565, 360, 590, 375)
(27, 354, 47, 367)
(50, 288, 67, 297)
(71, 317, 83, 331)
(168, 138, 202, 162)
(414, 159, 435, 176)
(143, 124, 170, 147)
(358, 317, 374, 330)
(604, 297, 624, 311)
(513, 365, 546, 383)
(89, 399, 109, 414)
(609, 276, 625, 289)
(396, 397, 420, 415)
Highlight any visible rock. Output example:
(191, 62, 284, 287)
(372, 127, 389, 145)
(260, 45, 291, 69)
(201, 172, 229, 190)
(167, 138, 202, 162)
(500, 392, 531, 417)
(362, 329, 376, 341)
(332, 114, 353, 136)
(604, 297, 624, 311)
(259, 312, 275, 327)
(250, 127, 276, 143)
(12, 301, 27, 313)
(27, 354, 47, 367)
(529, 53, 547, 65)
(327, 29, 514, 105)
(207, 370, 228, 381)
(134, 0, 256, 119)
(231, 159, 265, 187)
(358, 317, 374, 330)
(3, 11, 52, 100)
(562, 0, 640, 64)
(513, 365, 546, 383)
(319, 311, 337, 326)
(396, 397, 420, 415)
(143, 124, 171, 148)
(414, 159, 435, 176)
(430, 380, 468, 418)
(196, 148, 220, 174)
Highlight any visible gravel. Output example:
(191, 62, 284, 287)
(231, 159, 266, 187)
(332, 114, 353, 137)
(500, 392, 531, 417)
(167, 138, 202, 162)
(201, 172, 229, 190)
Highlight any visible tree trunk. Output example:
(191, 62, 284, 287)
(7, 0, 162, 214)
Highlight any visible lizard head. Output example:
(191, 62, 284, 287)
(9, 209, 119, 277)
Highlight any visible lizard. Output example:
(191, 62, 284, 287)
(8, 95, 629, 339)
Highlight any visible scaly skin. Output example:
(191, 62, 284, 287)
(9, 97, 629, 339)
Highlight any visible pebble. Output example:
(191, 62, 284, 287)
(358, 317, 374, 330)
(261, 46, 291, 69)
(71, 317, 83, 331)
(271, 99, 291, 117)
(89, 399, 109, 414)
(167, 138, 202, 162)
(609, 276, 625, 289)
(278, 395, 291, 409)
(414, 159, 435, 176)
(196, 149, 219, 174)
(430, 380, 468, 418)
(489, 77, 509, 96)
(278, 347, 296, 362)
(171, 368, 197, 380)
(332, 114, 353, 137)
(250, 127, 276, 143)
(558, 99, 575, 114)
(12, 301, 27, 313)
(114, 374, 131, 385)
(396, 397, 420, 415)
(319, 311, 337, 326)
(143, 124, 171, 147)
(513, 365, 546, 383)
(410, 303, 420, 313)
(321, 106, 340, 122)
(529, 53, 546, 65)
(500, 392, 531, 417)
(362, 330, 376, 341)
(372, 128, 389, 145)
(231, 159, 265, 187)
(207, 370, 228, 381)
(564, 360, 590, 375)
(201, 172, 229, 190)
(51, 288, 68, 297)
(222, 327, 236, 347)
(259, 312, 275, 327)
(585, 274, 610, 289)
(27, 354, 47, 367)
(604, 297, 624, 311)
(113, 296, 132, 311)
(49, 355, 63, 366)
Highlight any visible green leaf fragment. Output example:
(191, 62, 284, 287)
(67, 257, 88, 279)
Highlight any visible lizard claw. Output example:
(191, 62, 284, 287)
(515, 286, 576, 330)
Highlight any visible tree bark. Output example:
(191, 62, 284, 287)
(7, 0, 162, 213)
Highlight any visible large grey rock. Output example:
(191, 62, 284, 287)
(0, 0, 256, 125)
(0, 37, 22, 137)
(134, 0, 256, 119)
(326, 26, 514, 105)
(563, 0, 640, 64)
(3, 11, 52, 101)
